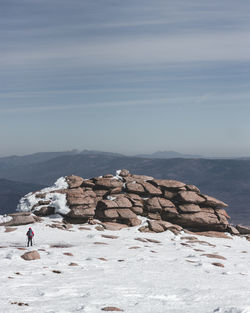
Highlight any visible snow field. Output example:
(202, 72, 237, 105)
(1, 217, 250, 313)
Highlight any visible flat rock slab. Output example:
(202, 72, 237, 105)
(5, 227, 17, 232)
(181, 236, 198, 241)
(101, 235, 119, 239)
(78, 226, 91, 230)
(50, 244, 74, 248)
(201, 254, 227, 260)
(211, 262, 224, 267)
(134, 237, 148, 243)
(101, 307, 124, 312)
(94, 242, 109, 245)
(194, 231, 231, 239)
(186, 240, 216, 247)
(145, 238, 162, 244)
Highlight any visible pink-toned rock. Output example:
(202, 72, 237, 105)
(216, 209, 230, 219)
(115, 196, 133, 208)
(128, 217, 142, 227)
(172, 211, 227, 231)
(34, 206, 55, 216)
(178, 204, 201, 213)
(152, 179, 186, 190)
(163, 190, 177, 200)
(145, 197, 161, 212)
(126, 182, 145, 194)
(186, 185, 200, 193)
(21, 250, 40, 261)
(130, 206, 144, 215)
(227, 225, 239, 235)
(178, 191, 206, 204)
(103, 209, 119, 219)
(131, 174, 154, 182)
(101, 222, 129, 230)
(202, 194, 228, 208)
(117, 209, 137, 219)
(109, 187, 123, 195)
(148, 220, 165, 232)
(94, 178, 123, 189)
(66, 175, 84, 188)
(141, 182, 162, 196)
(147, 212, 162, 220)
(4, 213, 36, 226)
(94, 189, 108, 197)
(194, 231, 231, 239)
(81, 179, 95, 188)
(98, 200, 118, 209)
(119, 169, 130, 177)
(158, 198, 175, 208)
(159, 220, 183, 232)
(67, 207, 95, 218)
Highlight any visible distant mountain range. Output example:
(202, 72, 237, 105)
(0, 179, 44, 214)
(0, 150, 249, 225)
(136, 151, 204, 159)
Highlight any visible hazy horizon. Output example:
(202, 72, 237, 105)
(0, 148, 250, 159)
(1, 1, 250, 157)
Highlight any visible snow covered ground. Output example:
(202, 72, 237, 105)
(1, 217, 250, 313)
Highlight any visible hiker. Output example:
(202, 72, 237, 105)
(26, 227, 34, 247)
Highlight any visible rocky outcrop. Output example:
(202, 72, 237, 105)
(17, 169, 231, 233)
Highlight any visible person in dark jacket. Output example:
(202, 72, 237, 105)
(26, 227, 34, 247)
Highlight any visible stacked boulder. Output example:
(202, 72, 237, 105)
(18, 169, 231, 233)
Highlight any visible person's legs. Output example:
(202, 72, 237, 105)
(31, 238, 33, 246)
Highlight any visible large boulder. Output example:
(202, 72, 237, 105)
(177, 191, 206, 205)
(151, 179, 186, 190)
(21, 250, 40, 261)
(66, 175, 84, 189)
(2, 213, 36, 226)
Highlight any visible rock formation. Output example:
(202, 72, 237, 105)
(16, 169, 233, 234)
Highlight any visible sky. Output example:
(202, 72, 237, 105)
(0, 0, 250, 157)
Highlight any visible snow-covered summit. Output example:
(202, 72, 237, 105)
(0, 216, 250, 313)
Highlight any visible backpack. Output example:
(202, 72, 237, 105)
(27, 229, 34, 238)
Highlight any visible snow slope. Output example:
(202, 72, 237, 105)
(1, 217, 250, 313)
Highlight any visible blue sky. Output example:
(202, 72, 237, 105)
(1, 0, 250, 157)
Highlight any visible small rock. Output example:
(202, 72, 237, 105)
(211, 262, 224, 267)
(201, 254, 227, 260)
(94, 242, 108, 245)
(69, 262, 78, 266)
(63, 252, 73, 256)
(101, 234, 119, 239)
(101, 307, 123, 312)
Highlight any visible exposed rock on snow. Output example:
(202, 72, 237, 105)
(16, 169, 234, 233)
(236, 225, 250, 235)
(21, 250, 41, 261)
(1, 212, 36, 226)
